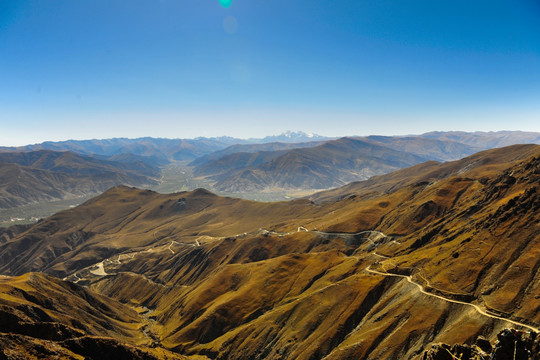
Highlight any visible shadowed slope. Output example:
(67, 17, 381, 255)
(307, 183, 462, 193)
(0, 150, 160, 209)
(309, 143, 539, 203)
(0, 144, 538, 359)
(0, 272, 190, 359)
(212, 137, 427, 192)
(0, 186, 319, 277)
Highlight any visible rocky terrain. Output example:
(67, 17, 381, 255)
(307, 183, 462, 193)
(421, 328, 540, 360)
(0, 144, 538, 359)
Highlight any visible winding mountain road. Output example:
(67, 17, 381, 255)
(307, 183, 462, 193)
(366, 266, 539, 333)
(64, 224, 539, 334)
(296, 227, 539, 333)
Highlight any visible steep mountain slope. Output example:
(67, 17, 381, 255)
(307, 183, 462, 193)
(0, 273, 189, 359)
(0, 144, 538, 359)
(0, 150, 159, 208)
(309, 143, 539, 203)
(193, 150, 290, 178)
(210, 137, 427, 192)
(189, 140, 323, 167)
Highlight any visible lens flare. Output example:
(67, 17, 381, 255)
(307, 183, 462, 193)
(219, 0, 232, 8)
(223, 16, 238, 34)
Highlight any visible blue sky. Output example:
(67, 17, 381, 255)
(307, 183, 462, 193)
(1, 0, 539, 145)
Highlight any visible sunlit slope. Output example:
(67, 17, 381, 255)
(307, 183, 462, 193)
(208, 137, 428, 192)
(194, 136, 481, 193)
(88, 233, 520, 359)
(0, 144, 538, 359)
(0, 186, 320, 277)
(0, 272, 190, 359)
(309, 143, 539, 203)
(0, 150, 159, 209)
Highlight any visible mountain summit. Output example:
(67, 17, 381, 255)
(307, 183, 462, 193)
(256, 131, 330, 143)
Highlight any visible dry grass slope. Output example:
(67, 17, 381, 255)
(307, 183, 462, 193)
(0, 144, 538, 359)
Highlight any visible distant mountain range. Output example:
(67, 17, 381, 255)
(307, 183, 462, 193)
(0, 137, 236, 163)
(199, 137, 430, 192)
(0, 131, 332, 163)
(1, 130, 537, 165)
(249, 130, 330, 143)
(188, 131, 539, 193)
(0, 150, 160, 208)
(0, 130, 539, 207)
(193, 136, 480, 192)
(0, 143, 538, 359)
(420, 130, 540, 149)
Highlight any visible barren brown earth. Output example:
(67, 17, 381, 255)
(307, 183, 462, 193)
(0, 144, 539, 359)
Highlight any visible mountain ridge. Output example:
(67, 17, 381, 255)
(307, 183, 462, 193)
(0, 150, 160, 209)
(0, 144, 538, 359)
(191, 136, 486, 193)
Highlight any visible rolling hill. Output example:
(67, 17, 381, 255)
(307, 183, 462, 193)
(200, 137, 429, 192)
(193, 136, 481, 193)
(189, 140, 324, 167)
(361, 135, 479, 161)
(0, 150, 160, 209)
(0, 144, 538, 359)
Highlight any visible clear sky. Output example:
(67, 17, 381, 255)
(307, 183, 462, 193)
(1, 0, 539, 145)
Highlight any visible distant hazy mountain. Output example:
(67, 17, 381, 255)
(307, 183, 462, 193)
(0, 137, 236, 163)
(194, 150, 290, 178)
(419, 130, 540, 150)
(209, 137, 427, 192)
(0, 150, 160, 208)
(0, 133, 330, 164)
(190, 140, 324, 167)
(193, 136, 480, 193)
(250, 131, 332, 144)
(309, 143, 540, 203)
(361, 135, 479, 161)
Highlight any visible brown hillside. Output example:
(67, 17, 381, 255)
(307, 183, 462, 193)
(209, 137, 427, 192)
(0, 272, 191, 359)
(0, 144, 538, 359)
(0, 150, 160, 209)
